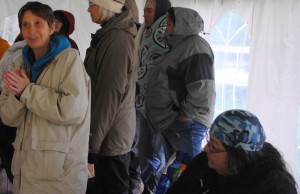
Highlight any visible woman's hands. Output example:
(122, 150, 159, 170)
(3, 69, 30, 97)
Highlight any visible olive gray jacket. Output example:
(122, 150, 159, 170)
(84, 7, 138, 156)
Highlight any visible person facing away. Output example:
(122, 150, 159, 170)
(145, 6, 216, 179)
(0, 36, 26, 92)
(134, 0, 172, 193)
(167, 109, 298, 194)
(0, 2, 91, 194)
(0, 35, 12, 183)
(0, 36, 10, 60)
(53, 10, 79, 50)
(0, 36, 13, 91)
(0, 35, 26, 184)
(84, 0, 137, 193)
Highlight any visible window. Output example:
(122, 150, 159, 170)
(210, 11, 250, 117)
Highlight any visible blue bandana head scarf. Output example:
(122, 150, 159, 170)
(210, 109, 266, 151)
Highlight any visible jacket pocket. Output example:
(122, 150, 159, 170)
(26, 140, 70, 181)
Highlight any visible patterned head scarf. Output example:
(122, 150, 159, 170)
(211, 109, 266, 151)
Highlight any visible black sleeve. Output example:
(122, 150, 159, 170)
(167, 152, 219, 194)
(88, 153, 98, 164)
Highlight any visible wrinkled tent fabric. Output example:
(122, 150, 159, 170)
(0, 0, 299, 184)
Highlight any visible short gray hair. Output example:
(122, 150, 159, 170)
(98, 6, 116, 24)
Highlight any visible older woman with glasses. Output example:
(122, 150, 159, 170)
(166, 109, 298, 194)
(84, 0, 137, 193)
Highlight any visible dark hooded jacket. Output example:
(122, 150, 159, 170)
(54, 10, 79, 50)
(145, 7, 215, 132)
(154, 0, 171, 21)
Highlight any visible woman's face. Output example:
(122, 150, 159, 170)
(143, 6, 155, 27)
(204, 134, 230, 176)
(88, 2, 102, 24)
(21, 10, 54, 58)
(54, 19, 63, 33)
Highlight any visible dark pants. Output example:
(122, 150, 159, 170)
(129, 116, 143, 194)
(94, 153, 131, 194)
(0, 120, 16, 183)
(136, 111, 165, 194)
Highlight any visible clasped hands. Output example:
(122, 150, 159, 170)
(3, 69, 30, 97)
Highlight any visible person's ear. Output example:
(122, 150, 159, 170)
(49, 22, 56, 35)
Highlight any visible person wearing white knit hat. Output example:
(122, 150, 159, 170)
(85, 0, 138, 193)
(89, 0, 125, 13)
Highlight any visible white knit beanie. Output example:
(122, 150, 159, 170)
(90, 0, 125, 13)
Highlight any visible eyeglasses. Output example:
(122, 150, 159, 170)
(88, 2, 95, 8)
(205, 133, 227, 154)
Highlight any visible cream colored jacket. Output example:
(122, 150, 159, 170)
(0, 48, 91, 194)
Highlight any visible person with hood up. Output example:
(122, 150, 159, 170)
(0, 2, 91, 194)
(54, 10, 79, 50)
(145, 6, 216, 182)
(166, 109, 298, 194)
(134, 0, 171, 193)
(84, 0, 137, 193)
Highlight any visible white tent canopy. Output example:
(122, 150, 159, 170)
(1, 0, 300, 184)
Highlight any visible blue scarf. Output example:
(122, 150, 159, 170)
(22, 35, 71, 82)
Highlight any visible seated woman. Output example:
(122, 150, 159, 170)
(167, 109, 298, 194)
